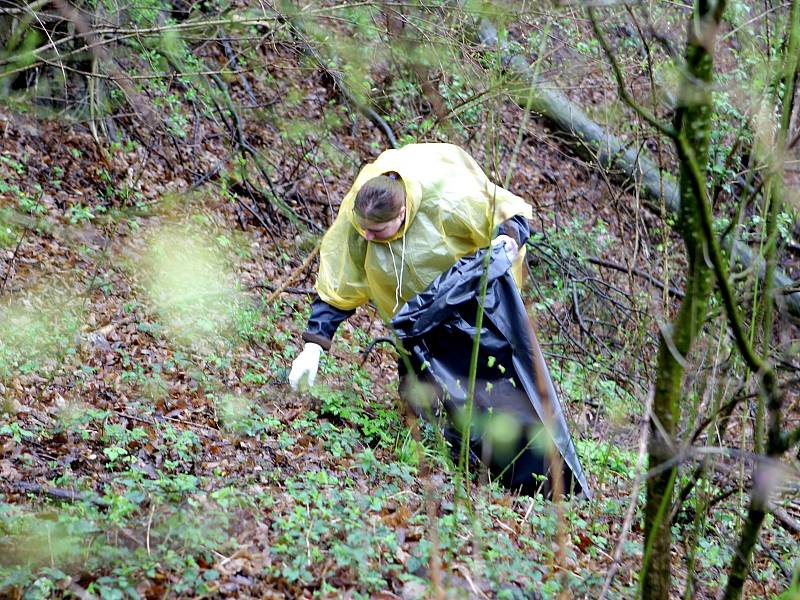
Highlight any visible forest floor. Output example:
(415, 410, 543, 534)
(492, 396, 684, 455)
(1, 4, 799, 599)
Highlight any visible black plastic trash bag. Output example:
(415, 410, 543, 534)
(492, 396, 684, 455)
(391, 246, 591, 498)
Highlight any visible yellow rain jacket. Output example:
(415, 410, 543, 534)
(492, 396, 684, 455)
(316, 143, 533, 319)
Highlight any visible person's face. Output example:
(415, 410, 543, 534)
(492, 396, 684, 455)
(359, 205, 406, 242)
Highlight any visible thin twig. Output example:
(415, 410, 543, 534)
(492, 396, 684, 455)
(0, 223, 28, 294)
(587, 256, 685, 299)
(146, 502, 155, 557)
(586, 6, 677, 139)
(246, 284, 315, 295)
(598, 387, 653, 600)
(279, 10, 399, 148)
(265, 244, 320, 304)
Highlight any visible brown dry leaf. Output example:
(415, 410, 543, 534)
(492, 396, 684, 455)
(0, 459, 20, 481)
(394, 547, 410, 566)
(576, 532, 592, 553)
(404, 526, 424, 543)
(381, 504, 412, 528)
(371, 592, 401, 600)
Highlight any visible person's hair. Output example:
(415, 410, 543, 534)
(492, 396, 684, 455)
(354, 172, 405, 223)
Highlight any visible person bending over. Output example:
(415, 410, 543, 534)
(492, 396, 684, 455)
(289, 143, 532, 389)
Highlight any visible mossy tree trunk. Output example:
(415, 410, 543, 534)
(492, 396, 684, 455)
(641, 1, 725, 598)
(721, 1, 800, 598)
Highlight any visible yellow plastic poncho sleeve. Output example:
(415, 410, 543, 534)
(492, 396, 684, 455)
(316, 143, 532, 318)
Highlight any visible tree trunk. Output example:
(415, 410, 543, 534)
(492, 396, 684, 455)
(641, 4, 725, 596)
(722, 1, 800, 597)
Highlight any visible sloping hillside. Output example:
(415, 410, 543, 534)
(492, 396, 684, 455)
(1, 2, 798, 598)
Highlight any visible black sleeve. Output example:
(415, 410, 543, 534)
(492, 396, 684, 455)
(301, 296, 356, 351)
(496, 214, 531, 247)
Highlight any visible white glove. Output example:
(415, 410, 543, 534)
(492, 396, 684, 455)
(491, 234, 519, 262)
(289, 342, 323, 391)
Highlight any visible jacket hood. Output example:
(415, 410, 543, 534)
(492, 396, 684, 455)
(344, 148, 423, 243)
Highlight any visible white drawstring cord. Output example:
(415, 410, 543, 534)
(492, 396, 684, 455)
(399, 233, 406, 309)
(388, 233, 407, 313)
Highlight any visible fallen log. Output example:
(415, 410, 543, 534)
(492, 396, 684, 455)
(7, 481, 110, 507)
(476, 20, 800, 318)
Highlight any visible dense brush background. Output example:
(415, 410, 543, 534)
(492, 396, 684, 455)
(0, 1, 798, 598)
